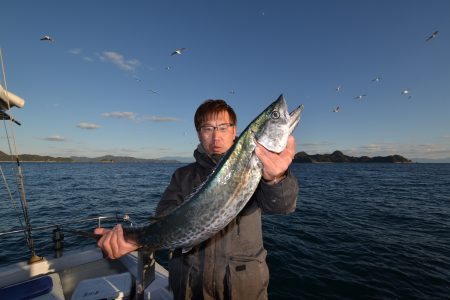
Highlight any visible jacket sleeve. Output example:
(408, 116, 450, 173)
(254, 168, 299, 214)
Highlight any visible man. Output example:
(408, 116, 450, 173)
(95, 99, 299, 299)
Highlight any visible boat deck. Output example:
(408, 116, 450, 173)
(0, 247, 172, 300)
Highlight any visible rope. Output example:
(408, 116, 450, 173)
(0, 48, 35, 253)
(0, 165, 27, 242)
(0, 48, 21, 160)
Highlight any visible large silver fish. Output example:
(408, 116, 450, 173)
(124, 94, 304, 250)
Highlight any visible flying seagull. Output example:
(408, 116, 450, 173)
(401, 89, 412, 99)
(148, 89, 159, 94)
(229, 90, 236, 95)
(171, 48, 186, 56)
(426, 30, 439, 42)
(332, 106, 340, 113)
(371, 76, 382, 82)
(354, 94, 366, 100)
(40, 35, 54, 42)
(336, 85, 342, 92)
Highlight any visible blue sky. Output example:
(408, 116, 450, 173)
(1, 0, 449, 160)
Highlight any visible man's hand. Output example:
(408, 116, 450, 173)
(255, 135, 296, 183)
(94, 224, 139, 259)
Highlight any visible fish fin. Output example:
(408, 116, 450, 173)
(183, 172, 213, 203)
(182, 247, 193, 254)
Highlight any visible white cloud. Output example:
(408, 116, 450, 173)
(41, 135, 67, 142)
(99, 51, 140, 72)
(142, 116, 179, 122)
(69, 48, 82, 55)
(100, 112, 179, 123)
(76, 122, 101, 129)
(300, 142, 334, 148)
(403, 143, 450, 159)
(297, 142, 335, 154)
(101, 112, 136, 120)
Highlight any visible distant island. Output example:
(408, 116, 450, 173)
(0, 151, 73, 163)
(0, 151, 180, 163)
(0, 150, 413, 163)
(293, 150, 411, 163)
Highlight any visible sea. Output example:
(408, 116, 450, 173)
(0, 162, 449, 299)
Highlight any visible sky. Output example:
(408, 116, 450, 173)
(0, 0, 449, 161)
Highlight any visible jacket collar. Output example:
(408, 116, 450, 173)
(194, 144, 224, 169)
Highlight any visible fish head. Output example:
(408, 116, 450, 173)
(254, 94, 303, 153)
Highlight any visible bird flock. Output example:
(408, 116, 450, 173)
(39, 30, 439, 109)
(39, 35, 191, 96)
(333, 79, 412, 113)
(330, 30, 439, 113)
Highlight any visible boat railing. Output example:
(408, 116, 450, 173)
(0, 213, 135, 258)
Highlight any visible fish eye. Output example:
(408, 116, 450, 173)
(271, 110, 280, 119)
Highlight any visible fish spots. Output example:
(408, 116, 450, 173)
(218, 171, 232, 185)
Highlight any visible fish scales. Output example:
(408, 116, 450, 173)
(123, 95, 303, 250)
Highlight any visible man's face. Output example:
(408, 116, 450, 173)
(197, 111, 236, 156)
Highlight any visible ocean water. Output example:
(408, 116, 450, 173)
(0, 162, 449, 299)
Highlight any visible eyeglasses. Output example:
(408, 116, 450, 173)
(198, 123, 234, 135)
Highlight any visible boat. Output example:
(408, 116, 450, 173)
(0, 215, 172, 300)
(0, 49, 173, 300)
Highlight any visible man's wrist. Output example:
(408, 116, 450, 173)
(264, 173, 286, 185)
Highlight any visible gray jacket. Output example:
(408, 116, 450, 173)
(155, 147, 299, 300)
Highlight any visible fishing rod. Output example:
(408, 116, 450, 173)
(0, 213, 134, 237)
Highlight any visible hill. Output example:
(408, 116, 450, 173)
(0, 151, 73, 162)
(293, 150, 411, 163)
(1, 150, 413, 164)
(0, 151, 180, 163)
(69, 155, 179, 163)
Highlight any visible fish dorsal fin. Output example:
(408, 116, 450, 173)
(183, 167, 217, 203)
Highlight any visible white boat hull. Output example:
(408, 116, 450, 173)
(0, 247, 172, 300)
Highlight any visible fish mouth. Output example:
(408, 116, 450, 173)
(274, 94, 303, 135)
(288, 104, 304, 135)
(272, 94, 302, 133)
